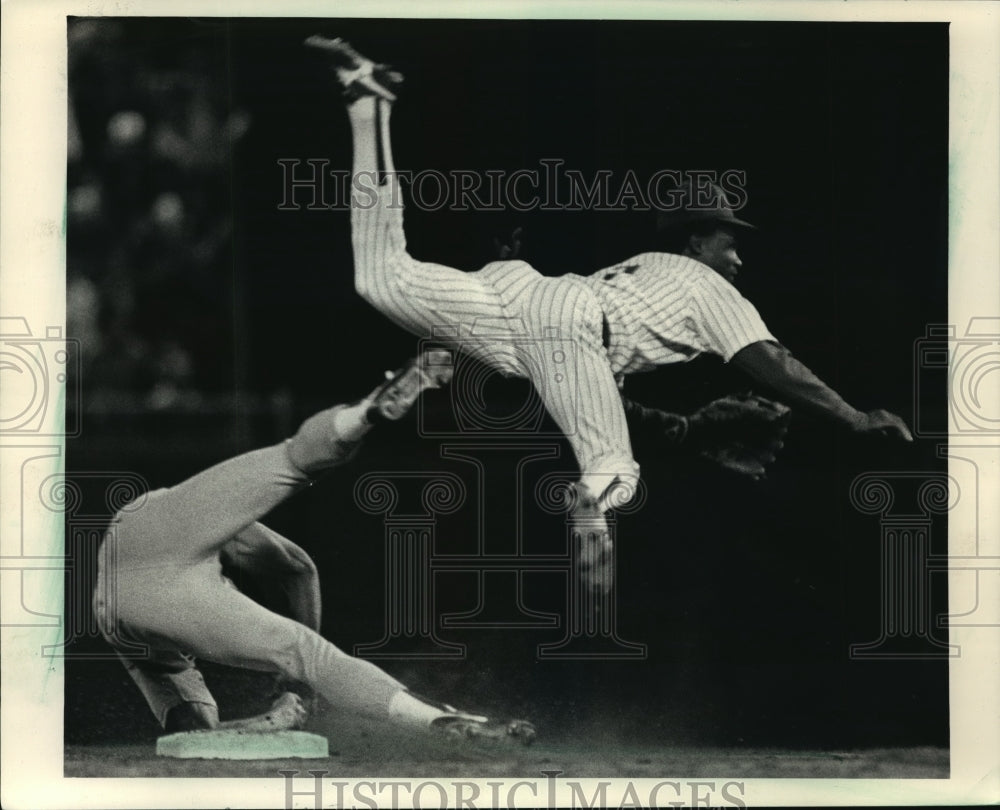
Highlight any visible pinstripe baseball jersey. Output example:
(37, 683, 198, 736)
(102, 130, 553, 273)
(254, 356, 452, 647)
(578, 252, 776, 377)
(352, 186, 638, 489)
(350, 182, 780, 493)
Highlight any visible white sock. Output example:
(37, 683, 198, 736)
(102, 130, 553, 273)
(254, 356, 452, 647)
(330, 400, 373, 442)
(386, 690, 487, 730)
(387, 690, 450, 729)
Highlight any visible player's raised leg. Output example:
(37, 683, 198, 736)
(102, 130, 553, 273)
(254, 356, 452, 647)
(307, 35, 527, 374)
(306, 37, 632, 593)
(100, 352, 452, 570)
(312, 38, 640, 503)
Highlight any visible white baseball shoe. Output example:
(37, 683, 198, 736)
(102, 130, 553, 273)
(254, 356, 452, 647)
(366, 349, 454, 423)
(431, 714, 537, 747)
(304, 35, 404, 102)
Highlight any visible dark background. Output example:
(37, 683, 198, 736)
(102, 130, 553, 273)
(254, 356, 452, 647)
(65, 18, 949, 752)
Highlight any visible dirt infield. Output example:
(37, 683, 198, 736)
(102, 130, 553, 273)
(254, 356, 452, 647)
(65, 741, 949, 779)
(64, 700, 949, 778)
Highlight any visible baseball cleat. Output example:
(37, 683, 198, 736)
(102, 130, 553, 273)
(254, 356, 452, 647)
(366, 349, 454, 423)
(431, 715, 537, 747)
(304, 35, 403, 102)
(568, 482, 615, 593)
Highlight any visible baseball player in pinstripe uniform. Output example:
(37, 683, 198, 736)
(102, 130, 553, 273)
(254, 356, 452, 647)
(308, 37, 912, 589)
(93, 353, 535, 744)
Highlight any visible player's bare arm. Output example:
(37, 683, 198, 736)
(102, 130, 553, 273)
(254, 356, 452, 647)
(659, 186, 913, 446)
(165, 692, 307, 734)
(731, 339, 913, 441)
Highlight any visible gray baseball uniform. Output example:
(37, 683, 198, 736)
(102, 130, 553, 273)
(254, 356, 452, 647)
(93, 441, 405, 726)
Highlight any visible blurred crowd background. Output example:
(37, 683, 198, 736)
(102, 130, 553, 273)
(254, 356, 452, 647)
(67, 19, 253, 423)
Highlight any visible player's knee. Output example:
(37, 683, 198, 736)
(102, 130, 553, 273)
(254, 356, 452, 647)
(354, 272, 375, 302)
(354, 271, 397, 311)
(267, 627, 322, 684)
(164, 701, 219, 732)
(286, 633, 351, 688)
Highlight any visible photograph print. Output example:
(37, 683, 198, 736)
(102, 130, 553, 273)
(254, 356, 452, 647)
(4, 6, 987, 805)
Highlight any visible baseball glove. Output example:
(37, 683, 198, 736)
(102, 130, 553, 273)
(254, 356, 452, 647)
(686, 392, 791, 479)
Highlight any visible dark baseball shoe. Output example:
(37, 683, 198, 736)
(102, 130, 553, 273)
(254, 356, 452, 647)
(304, 35, 403, 101)
(431, 714, 537, 747)
(366, 350, 454, 423)
(568, 482, 614, 593)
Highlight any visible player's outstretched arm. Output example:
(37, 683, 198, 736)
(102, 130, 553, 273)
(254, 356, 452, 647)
(216, 693, 309, 732)
(731, 340, 913, 441)
(165, 692, 308, 733)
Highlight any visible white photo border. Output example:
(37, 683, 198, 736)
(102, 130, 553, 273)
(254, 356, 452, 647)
(1, 0, 997, 807)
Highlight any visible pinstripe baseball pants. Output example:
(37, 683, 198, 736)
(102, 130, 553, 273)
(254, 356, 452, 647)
(351, 179, 640, 502)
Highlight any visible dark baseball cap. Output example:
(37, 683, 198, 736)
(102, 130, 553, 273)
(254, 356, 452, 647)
(656, 180, 755, 232)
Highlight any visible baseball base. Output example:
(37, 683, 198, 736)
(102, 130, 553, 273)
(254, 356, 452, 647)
(156, 729, 329, 760)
